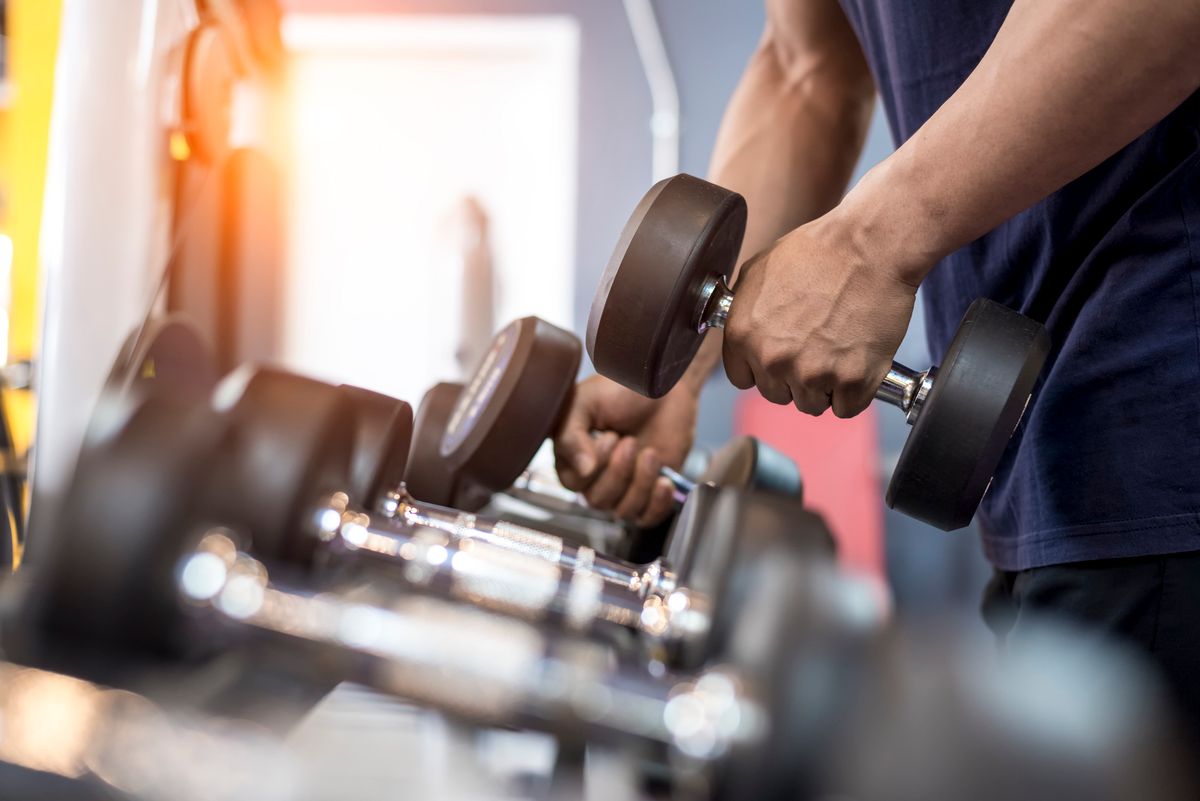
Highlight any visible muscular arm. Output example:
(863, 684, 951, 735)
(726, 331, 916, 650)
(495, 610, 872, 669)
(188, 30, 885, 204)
(554, 0, 874, 520)
(837, 0, 1200, 286)
(680, 0, 876, 390)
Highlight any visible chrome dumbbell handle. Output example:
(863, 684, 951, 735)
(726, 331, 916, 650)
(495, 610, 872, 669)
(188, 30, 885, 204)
(696, 275, 936, 424)
(379, 488, 673, 598)
(323, 493, 700, 641)
(179, 529, 758, 759)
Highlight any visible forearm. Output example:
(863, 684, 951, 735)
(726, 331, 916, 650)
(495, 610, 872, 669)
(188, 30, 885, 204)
(682, 37, 875, 390)
(837, 0, 1200, 286)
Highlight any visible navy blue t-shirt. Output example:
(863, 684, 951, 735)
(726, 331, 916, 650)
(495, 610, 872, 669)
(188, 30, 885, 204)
(838, 0, 1200, 570)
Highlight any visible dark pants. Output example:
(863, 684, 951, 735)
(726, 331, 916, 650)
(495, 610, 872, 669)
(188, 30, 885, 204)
(982, 551, 1200, 758)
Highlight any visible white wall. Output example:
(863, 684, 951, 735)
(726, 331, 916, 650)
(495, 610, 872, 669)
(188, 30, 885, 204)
(282, 14, 579, 403)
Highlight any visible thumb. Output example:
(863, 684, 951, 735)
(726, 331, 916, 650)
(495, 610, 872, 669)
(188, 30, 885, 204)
(554, 401, 600, 491)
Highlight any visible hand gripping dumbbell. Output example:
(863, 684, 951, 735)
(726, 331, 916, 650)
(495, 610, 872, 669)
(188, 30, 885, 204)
(587, 174, 1051, 530)
(205, 366, 834, 671)
(21, 396, 1193, 801)
(405, 316, 803, 514)
(26, 393, 859, 801)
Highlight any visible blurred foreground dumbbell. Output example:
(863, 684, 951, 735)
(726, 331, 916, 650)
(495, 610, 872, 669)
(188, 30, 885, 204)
(14, 394, 1195, 801)
(174, 366, 835, 670)
(0, 657, 294, 801)
(21, 394, 847, 799)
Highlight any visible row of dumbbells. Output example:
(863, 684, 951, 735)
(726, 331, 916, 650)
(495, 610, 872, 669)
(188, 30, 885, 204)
(0, 310, 1190, 800)
(0, 172, 1176, 798)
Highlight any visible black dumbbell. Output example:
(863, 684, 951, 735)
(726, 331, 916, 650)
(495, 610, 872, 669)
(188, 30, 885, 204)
(407, 316, 803, 513)
(29, 392, 855, 801)
(94, 316, 410, 515)
(229, 367, 832, 669)
(200, 366, 839, 671)
(587, 174, 1050, 530)
(85, 326, 731, 661)
(85, 315, 220, 450)
(402, 381, 491, 511)
(23, 395, 1191, 801)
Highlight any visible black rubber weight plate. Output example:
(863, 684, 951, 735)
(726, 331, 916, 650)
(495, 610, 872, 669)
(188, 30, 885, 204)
(102, 315, 218, 404)
(662, 482, 719, 579)
(887, 299, 1050, 531)
(25, 396, 224, 655)
(339, 385, 413, 510)
(699, 436, 804, 499)
(714, 534, 869, 801)
(86, 315, 219, 456)
(404, 382, 466, 507)
(440, 317, 581, 492)
(672, 489, 835, 672)
(587, 174, 747, 398)
(208, 367, 356, 567)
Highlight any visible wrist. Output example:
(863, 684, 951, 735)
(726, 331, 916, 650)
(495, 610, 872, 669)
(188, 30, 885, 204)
(827, 153, 948, 287)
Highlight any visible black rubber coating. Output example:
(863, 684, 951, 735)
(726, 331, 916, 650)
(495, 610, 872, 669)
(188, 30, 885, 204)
(339, 385, 413, 510)
(662, 482, 719, 580)
(441, 317, 581, 493)
(207, 366, 356, 568)
(405, 382, 466, 507)
(588, 174, 746, 398)
(713, 536, 871, 801)
(22, 396, 224, 656)
(699, 436, 804, 500)
(887, 299, 1050, 530)
(99, 315, 218, 412)
(672, 488, 835, 671)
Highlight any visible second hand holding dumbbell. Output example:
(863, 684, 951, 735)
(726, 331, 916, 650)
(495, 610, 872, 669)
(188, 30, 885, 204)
(587, 174, 1050, 530)
(410, 316, 802, 513)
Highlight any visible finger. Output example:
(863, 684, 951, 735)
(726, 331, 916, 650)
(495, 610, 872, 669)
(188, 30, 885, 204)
(584, 436, 639, 510)
(553, 400, 602, 490)
(614, 448, 663, 522)
(792, 382, 833, 416)
(831, 383, 875, 419)
(637, 477, 677, 528)
(572, 431, 620, 492)
(750, 362, 793, 406)
(723, 337, 755, 390)
(592, 431, 620, 466)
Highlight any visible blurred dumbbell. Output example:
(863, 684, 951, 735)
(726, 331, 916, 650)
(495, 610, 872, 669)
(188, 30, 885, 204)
(206, 366, 834, 670)
(588, 174, 1050, 530)
(22, 395, 1194, 801)
(26, 393, 849, 800)
(405, 316, 803, 514)
(0, 657, 294, 800)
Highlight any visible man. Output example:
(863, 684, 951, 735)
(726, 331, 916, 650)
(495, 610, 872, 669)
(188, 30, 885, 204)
(554, 0, 1200, 747)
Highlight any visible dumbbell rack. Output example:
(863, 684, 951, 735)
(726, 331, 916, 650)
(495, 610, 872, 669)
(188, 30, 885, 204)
(324, 490, 705, 643)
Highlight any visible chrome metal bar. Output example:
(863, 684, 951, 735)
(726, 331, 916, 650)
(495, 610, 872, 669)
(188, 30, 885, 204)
(178, 531, 759, 759)
(381, 490, 658, 595)
(330, 506, 650, 635)
(876, 362, 919, 412)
